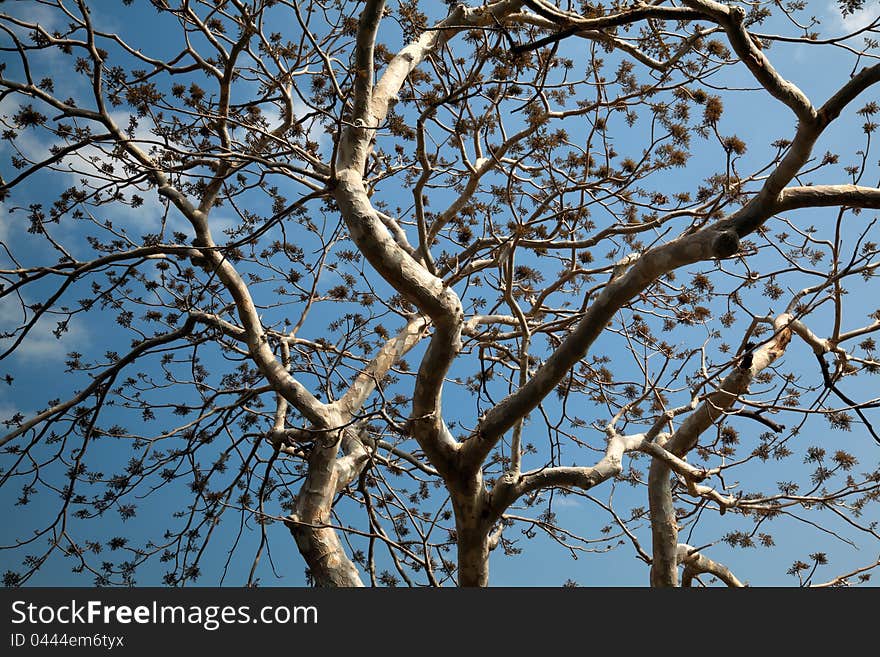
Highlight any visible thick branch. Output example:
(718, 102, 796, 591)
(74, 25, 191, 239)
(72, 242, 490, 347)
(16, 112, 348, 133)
(682, 0, 814, 122)
(337, 317, 428, 417)
(489, 431, 713, 519)
(678, 544, 746, 587)
(467, 228, 739, 470)
(776, 184, 880, 212)
(467, 60, 880, 475)
(649, 314, 793, 587)
(335, 1, 527, 476)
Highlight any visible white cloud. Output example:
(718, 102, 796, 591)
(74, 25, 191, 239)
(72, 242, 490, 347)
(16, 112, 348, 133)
(1, 2, 79, 104)
(3, 2, 64, 31)
(0, 402, 25, 431)
(0, 100, 188, 242)
(0, 83, 322, 251)
(552, 496, 583, 509)
(4, 327, 82, 360)
(827, 2, 879, 33)
(791, 45, 808, 64)
(0, 293, 88, 362)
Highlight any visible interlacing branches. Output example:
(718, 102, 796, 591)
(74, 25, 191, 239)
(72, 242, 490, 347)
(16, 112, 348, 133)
(0, 0, 879, 587)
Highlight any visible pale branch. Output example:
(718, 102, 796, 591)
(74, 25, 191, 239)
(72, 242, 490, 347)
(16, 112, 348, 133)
(678, 544, 746, 587)
(337, 317, 429, 418)
(272, 339, 292, 440)
(681, 0, 815, 122)
(336, 428, 373, 494)
(331, 171, 462, 326)
(462, 315, 521, 334)
(373, 440, 440, 477)
(352, 0, 386, 127)
(335, 429, 442, 490)
(722, 62, 880, 237)
(335, 1, 530, 478)
(838, 320, 880, 344)
(776, 184, 880, 212)
(465, 57, 880, 476)
(467, 228, 740, 471)
(201, 249, 332, 427)
(11, 77, 331, 426)
(376, 210, 419, 259)
(755, 312, 880, 442)
(285, 407, 366, 587)
(810, 556, 880, 587)
(489, 430, 715, 519)
(189, 310, 248, 341)
(6, 12, 339, 429)
(649, 313, 794, 587)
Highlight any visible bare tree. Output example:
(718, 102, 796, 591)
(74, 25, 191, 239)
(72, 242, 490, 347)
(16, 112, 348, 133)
(2, 0, 880, 588)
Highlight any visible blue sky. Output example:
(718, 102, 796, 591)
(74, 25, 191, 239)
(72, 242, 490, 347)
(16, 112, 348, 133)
(1, 1, 880, 587)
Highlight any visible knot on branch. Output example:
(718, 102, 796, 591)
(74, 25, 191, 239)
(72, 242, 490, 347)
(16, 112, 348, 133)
(499, 472, 518, 487)
(187, 248, 218, 274)
(713, 230, 741, 258)
(729, 5, 746, 23)
(739, 341, 756, 371)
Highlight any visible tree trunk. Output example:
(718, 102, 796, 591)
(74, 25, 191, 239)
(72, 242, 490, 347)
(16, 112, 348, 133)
(451, 477, 491, 587)
(648, 461, 679, 587)
(456, 524, 490, 587)
(290, 524, 365, 587)
(287, 440, 365, 587)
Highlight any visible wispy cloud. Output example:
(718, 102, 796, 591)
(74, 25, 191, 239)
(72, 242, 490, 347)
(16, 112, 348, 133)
(8, 323, 86, 360)
(827, 2, 879, 33)
(0, 100, 189, 244)
(552, 496, 583, 509)
(0, 294, 88, 362)
(0, 402, 24, 430)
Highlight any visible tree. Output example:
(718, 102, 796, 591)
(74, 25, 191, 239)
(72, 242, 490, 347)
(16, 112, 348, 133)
(1, 0, 880, 589)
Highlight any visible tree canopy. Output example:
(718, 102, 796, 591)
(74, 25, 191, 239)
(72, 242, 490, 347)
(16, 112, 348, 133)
(1, 0, 880, 587)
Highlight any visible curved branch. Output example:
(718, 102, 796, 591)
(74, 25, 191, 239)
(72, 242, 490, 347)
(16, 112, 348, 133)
(649, 314, 794, 587)
(678, 544, 746, 587)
